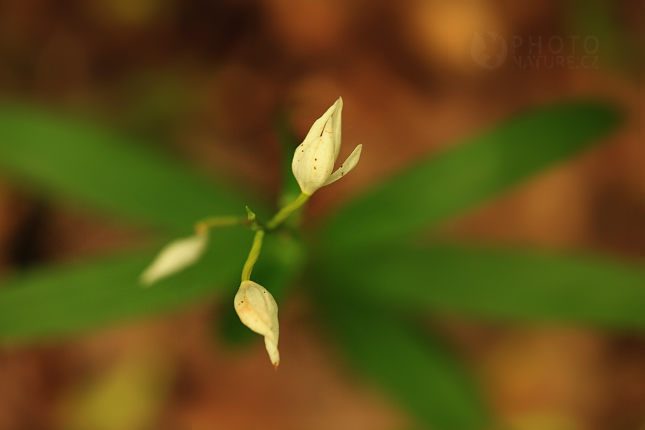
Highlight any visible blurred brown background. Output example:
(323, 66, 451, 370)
(0, 0, 643, 429)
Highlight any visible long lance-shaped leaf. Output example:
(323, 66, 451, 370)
(321, 299, 489, 430)
(0, 226, 253, 342)
(317, 102, 620, 256)
(314, 244, 645, 330)
(0, 105, 263, 232)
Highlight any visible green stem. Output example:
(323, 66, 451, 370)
(195, 216, 241, 234)
(239, 192, 309, 282)
(265, 192, 310, 230)
(241, 230, 265, 282)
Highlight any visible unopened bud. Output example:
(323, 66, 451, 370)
(140, 232, 208, 286)
(234, 280, 280, 368)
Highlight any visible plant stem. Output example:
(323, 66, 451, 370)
(195, 216, 241, 234)
(265, 192, 310, 230)
(241, 229, 265, 282)
(239, 192, 309, 282)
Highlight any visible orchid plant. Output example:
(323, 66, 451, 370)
(140, 97, 361, 368)
(0, 98, 637, 430)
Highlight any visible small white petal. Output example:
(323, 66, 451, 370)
(330, 97, 343, 161)
(234, 281, 280, 368)
(140, 233, 208, 286)
(301, 99, 339, 145)
(264, 337, 280, 370)
(322, 144, 362, 187)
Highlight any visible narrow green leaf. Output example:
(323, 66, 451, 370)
(314, 244, 645, 330)
(0, 105, 260, 232)
(318, 102, 620, 256)
(0, 226, 253, 342)
(322, 300, 489, 430)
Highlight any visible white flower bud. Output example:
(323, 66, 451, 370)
(140, 232, 208, 286)
(292, 97, 362, 195)
(234, 280, 280, 369)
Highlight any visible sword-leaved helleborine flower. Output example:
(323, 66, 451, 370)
(292, 97, 362, 196)
(234, 280, 280, 368)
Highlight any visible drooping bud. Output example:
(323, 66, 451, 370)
(234, 280, 280, 368)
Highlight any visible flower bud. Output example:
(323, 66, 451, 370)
(292, 97, 362, 195)
(234, 280, 280, 368)
(140, 232, 208, 286)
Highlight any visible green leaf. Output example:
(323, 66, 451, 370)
(0, 105, 260, 232)
(321, 299, 489, 430)
(317, 102, 621, 256)
(314, 243, 645, 330)
(0, 226, 253, 342)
